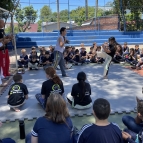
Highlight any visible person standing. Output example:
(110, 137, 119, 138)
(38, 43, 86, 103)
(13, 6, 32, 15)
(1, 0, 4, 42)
(0, 19, 12, 77)
(53, 27, 69, 77)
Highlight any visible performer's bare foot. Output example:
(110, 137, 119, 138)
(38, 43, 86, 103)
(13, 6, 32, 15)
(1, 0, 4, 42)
(12, 107, 21, 112)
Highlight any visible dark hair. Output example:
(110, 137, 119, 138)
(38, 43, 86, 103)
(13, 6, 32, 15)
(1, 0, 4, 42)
(45, 67, 62, 85)
(45, 51, 50, 55)
(60, 27, 66, 34)
(97, 46, 101, 50)
(77, 72, 86, 101)
(116, 44, 123, 55)
(75, 49, 79, 54)
(93, 98, 110, 120)
(45, 93, 69, 123)
(130, 48, 135, 55)
(13, 74, 22, 82)
(135, 45, 139, 47)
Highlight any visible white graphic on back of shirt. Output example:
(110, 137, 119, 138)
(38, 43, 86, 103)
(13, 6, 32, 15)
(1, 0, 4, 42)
(51, 84, 62, 94)
(10, 85, 23, 95)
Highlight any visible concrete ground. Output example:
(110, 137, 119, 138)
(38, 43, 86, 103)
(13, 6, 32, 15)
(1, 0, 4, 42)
(0, 45, 142, 142)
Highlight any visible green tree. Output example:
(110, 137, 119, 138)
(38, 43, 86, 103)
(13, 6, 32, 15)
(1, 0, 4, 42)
(5, 25, 19, 34)
(40, 5, 52, 22)
(59, 10, 69, 22)
(15, 6, 37, 32)
(37, 20, 42, 32)
(50, 12, 57, 22)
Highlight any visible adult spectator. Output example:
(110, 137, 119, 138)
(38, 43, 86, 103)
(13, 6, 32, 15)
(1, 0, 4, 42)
(67, 72, 92, 109)
(77, 98, 123, 143)
(28, 93, 73, 143)
(0, 19, 12, 77)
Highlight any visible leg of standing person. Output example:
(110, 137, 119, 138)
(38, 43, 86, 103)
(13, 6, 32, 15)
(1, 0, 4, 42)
(53, 51, 66, 76)
(103, 54, 112, 78)
(122, 115, 142, 134)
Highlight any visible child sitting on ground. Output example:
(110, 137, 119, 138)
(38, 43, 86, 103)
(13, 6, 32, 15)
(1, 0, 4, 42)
(134, 45, 140, 58)
(125, 48, 137, 66)
(49, 45, 55, 62)
(42, 51, 53, 70)
(7, 74, 28, 112)
(29, 46, 38, 56)
(87, 47, 96, 63)
(80, 46, 87, 64)
(72, 49, 81, 65)
(39, 48, 45, 66)
(122, 97, 143, 143)
(18, 49, 28, 68)
(77, 98, 123, 143)
(28, 50, 39, 70)
(96, 46, 105, 64)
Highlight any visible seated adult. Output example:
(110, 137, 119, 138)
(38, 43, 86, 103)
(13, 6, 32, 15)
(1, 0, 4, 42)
(67, 72, 92, 109)
(18, 49, 28, 68)
(35, 67, 64, 109)
(77, 98, 123, 143)
(7, 74, 29, 112)
(122, 97, 143, 134)
(27, 93, 73, 143)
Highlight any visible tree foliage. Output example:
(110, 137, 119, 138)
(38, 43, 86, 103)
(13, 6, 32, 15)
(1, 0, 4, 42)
(15, 6, 37, 32)
(5, 25, 19, 33)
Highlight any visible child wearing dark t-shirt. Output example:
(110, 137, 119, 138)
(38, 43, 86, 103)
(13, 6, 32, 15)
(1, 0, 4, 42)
(7, 74, 28, 112)
(28, 50, 39, 70)
(18, 49, 28, 68)
(72, 49, 80, 63)
(42, 51, 53, 70)
(80, 47, 87, 64)
(35, 67, 64, 109)
(77, 98, 123, 143)
(67, 72, 92, 109)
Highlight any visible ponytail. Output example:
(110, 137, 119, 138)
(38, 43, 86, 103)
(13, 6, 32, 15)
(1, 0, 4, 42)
(78, 80, 86, 101)
(52, 74, 62, 85)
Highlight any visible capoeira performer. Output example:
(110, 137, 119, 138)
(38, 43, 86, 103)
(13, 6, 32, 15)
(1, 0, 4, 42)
(53, 27, 69, 77)
(97, 37, 117, 80)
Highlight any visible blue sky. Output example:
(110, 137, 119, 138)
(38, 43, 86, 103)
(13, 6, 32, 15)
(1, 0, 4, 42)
(20, 0, 113, 13)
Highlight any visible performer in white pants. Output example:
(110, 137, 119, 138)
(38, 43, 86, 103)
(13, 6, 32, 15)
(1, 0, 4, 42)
(97, 37, 117, 80)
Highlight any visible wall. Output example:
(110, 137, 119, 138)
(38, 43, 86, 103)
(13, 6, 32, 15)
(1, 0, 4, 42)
(43, 23, 77, 32)
(69, 16, 119, 30)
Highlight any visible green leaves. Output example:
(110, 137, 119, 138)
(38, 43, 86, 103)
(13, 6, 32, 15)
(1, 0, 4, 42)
(15, 6, 38, 32)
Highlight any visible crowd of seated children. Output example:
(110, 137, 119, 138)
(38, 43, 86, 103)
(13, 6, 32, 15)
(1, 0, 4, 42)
(26, 93, 73, 143)
(28, 50, 39, 70)
(7, 74, 28, 112)
(67, 71, 92, 109)
(18, 49, 28, 68)
(35, 67, 64, 109)
(134, 45, 140, 58)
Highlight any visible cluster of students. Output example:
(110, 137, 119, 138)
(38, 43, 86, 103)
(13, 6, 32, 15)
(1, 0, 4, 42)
(17, 46, 54, 70)
(5, 66, 143, 143)
(113, 42, 143, 70)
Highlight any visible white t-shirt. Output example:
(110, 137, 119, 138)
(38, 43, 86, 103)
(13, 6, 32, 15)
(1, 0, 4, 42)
(54, 35, 65, 53)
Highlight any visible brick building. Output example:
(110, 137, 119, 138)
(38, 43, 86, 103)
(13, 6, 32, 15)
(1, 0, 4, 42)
(69, 15, 119, 31)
